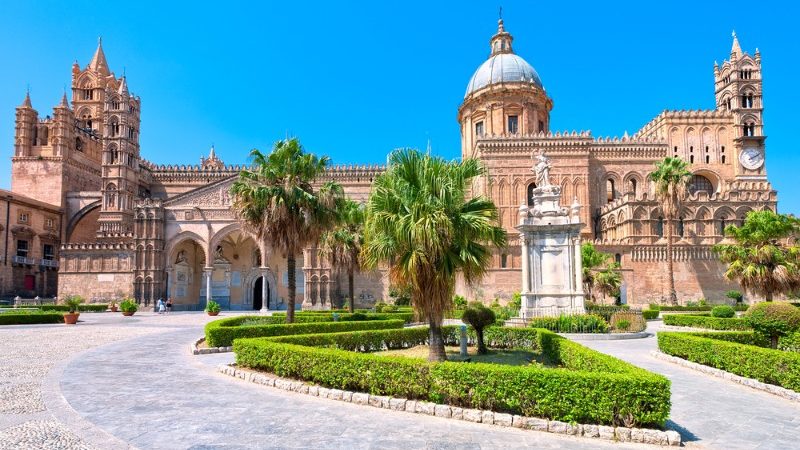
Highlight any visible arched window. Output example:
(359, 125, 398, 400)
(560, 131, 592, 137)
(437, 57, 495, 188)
(656, 217, 664, 237)
(606, 179, 616, 203)
(526, 183, 537, 206)
(718, 218, 727, 236)
(500, 253, 508, 269)
(678, 217, 685, 237)
(628, 178, 638, 195)
(614, 253, 622, 267)
(688, 175, 714, 195)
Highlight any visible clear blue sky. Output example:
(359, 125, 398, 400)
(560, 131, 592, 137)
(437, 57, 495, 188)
(1, 1, 798, 212)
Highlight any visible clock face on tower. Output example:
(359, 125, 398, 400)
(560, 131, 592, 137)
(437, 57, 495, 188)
(739, 147, 764, 170)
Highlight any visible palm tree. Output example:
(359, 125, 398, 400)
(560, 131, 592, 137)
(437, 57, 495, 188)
(319, 199, 364, 312)
(230, 138, 342, 323)
(361, 149, 507, 362)
(714, 210, 800, 301)
(648, 157, 691, 305)
(581, 242, 622, 304)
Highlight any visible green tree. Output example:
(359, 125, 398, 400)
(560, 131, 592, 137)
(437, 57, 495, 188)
(319, 199, 364, 313)
(461, 301, 496, 355)
(361, 149, 507, 361)
(714, 210, 800, 302)
(230, 138, 342, 323)
(648, 157, 692, 305)
(745, 301, 800, 348)
(581, 242, 622, 304)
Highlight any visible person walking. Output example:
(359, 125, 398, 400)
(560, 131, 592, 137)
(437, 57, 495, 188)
(156, 298, 165, 315)
(166, 298, 173, 314)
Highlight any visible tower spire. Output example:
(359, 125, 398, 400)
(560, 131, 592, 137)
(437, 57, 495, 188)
(89, 36, 110, 75)
(59, 89, 69, 107)
(21, 88, 32, 108)
(730, 30, 742, 58)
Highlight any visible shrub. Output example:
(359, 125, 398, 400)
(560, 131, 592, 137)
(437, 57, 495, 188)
(585, 303, 630, 322)
(452, 295, 467, 309)
(204, 316, 404, 347)
(658, 331, 800, 392)
(642, 309, 659, 320)
(662, 314, 750, 330)
(374, 302, 399, 313)
(687, 299, 708, 308)
(711, 305, 736, 318)
(205, 300, 221, 313)
(120, 299, 138, 313)
(778, 331, 800, 353)
(528, 314, 609, 333)
(64, 296, 82, 313)
(609, 311, 645, 333)
(490, 298, 501, 309)
(509, 292, 522, 311)
(235, 326, 671, 426)
(745, 302, 800, 348)
(726, 290, 744, 303)
(461, 302, 496, 354)
(0, 311, 65, 325)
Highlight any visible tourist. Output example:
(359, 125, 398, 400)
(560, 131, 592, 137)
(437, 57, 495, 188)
(166, 298, 173, 314)
(156, 298, 165, 314)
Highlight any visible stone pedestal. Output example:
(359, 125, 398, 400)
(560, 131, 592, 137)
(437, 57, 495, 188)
(516, 185, 585, 318)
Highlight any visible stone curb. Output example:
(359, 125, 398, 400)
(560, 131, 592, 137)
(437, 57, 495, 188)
(650, 350, 800, 403)
(189, 337, 232, 355)
(216, 363, 680, 447)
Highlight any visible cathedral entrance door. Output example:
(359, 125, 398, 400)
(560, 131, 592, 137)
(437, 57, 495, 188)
(253, 277, 263, 310)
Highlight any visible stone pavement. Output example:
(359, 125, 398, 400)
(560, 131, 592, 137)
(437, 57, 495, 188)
(2, 312, 799, 449)
(574, 321, 800, 450)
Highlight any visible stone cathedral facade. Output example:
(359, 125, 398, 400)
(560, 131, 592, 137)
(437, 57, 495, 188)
(5, 20, 776, 309)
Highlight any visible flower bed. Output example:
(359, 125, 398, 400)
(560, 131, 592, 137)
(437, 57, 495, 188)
(657, 331, 799, 392)
(662, 314, 750, 331)
(204, 316, 405, 347)
(0, 311, 65, 325)
(234, 326, 671, 427)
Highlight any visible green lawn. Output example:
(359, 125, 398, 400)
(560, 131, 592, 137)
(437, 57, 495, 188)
(374, 345, 548, 366)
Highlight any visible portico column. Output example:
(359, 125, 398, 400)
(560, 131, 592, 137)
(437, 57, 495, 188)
(260, 269, 269, 313)
(204, 267, 212, 308)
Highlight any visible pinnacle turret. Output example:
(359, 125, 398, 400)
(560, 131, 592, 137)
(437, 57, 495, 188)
(730, 30, 742, 59)
(88, 37, 110, 75)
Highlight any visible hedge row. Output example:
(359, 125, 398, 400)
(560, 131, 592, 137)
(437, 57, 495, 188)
(272, 311, 415, 323)
(642, 309, 659, 320)
(39, 304, 109, 312)
(662, 314, 750, 330)
(0, 312, 65, 325)
(652, 304, 748, 312)
(658, 331, 800, 392)
(234, 326, 670, 426)
(204, 316, 405, 347)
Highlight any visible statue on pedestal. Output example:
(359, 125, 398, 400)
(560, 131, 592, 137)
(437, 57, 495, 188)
(533, 153, 552, 187)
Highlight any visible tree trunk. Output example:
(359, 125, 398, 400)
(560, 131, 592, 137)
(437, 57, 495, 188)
(287, 254, 296, 323)
(476, 328, 487, 355)
(348, 267, 355, 313)
(428, 320, 447, 362)
(666, 217, 678, 305)
(765, 290, 773, 302)
(770, 335, 779, 349)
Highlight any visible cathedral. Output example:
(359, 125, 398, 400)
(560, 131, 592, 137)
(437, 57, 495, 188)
(3, 19, 776, 309)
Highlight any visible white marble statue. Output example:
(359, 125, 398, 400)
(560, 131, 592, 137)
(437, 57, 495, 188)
(533, 153, 552, 187)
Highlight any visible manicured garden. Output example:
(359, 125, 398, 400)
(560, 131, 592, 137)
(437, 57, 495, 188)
(658, 302, 800, 393)
(232, 324, 671, 427)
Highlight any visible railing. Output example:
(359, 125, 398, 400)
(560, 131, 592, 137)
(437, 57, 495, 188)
(40, 259, 59, 268)
(11, 255, 36, 265)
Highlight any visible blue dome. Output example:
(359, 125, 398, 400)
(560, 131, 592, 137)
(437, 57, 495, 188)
(465, 53, 543, 98)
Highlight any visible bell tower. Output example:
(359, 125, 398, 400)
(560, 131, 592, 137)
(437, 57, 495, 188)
(714, 31, 766, 179)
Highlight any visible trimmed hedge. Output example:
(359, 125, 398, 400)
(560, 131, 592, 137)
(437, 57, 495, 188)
(0, 311, 65, 325)
(662, 314, 750, 330)
(527, 314, 609, 333)
(272, 311, 415, 323)
(658, 331, 800, 392)
(585, 304, 629, 322)
(39, 304, 109, 312)
(235, 326, 670, 426)
(204, 316, 404, 347)
(642, 309, 659, 320)
(653, 304, 748, 312)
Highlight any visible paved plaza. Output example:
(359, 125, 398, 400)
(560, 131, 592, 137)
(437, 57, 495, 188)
(0, 313, 798, 449)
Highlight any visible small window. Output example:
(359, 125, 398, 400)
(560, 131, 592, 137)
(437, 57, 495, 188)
(16, 240, 28, 257)
(538, 120, 544, 133)
(614, 253, 622, 266)
(507, 115, 519, 134)
(718, 219, 727, 235)
(44, 218, 54, 229)
(690, 155, 694, 163)
(722, 155, 726, 164)
(18, 211, 29, 224)
(705, 155, 710, 164)
(678, 218, 685, 237)
(475, 121, 484, 137)
(500, 253, 508, 268)
(43, 244, 54, 260)
(606, 179, 616, 203)
(656, 217, 664, 237)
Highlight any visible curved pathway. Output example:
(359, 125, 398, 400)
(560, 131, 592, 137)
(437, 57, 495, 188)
(575, 321, 800, 449)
